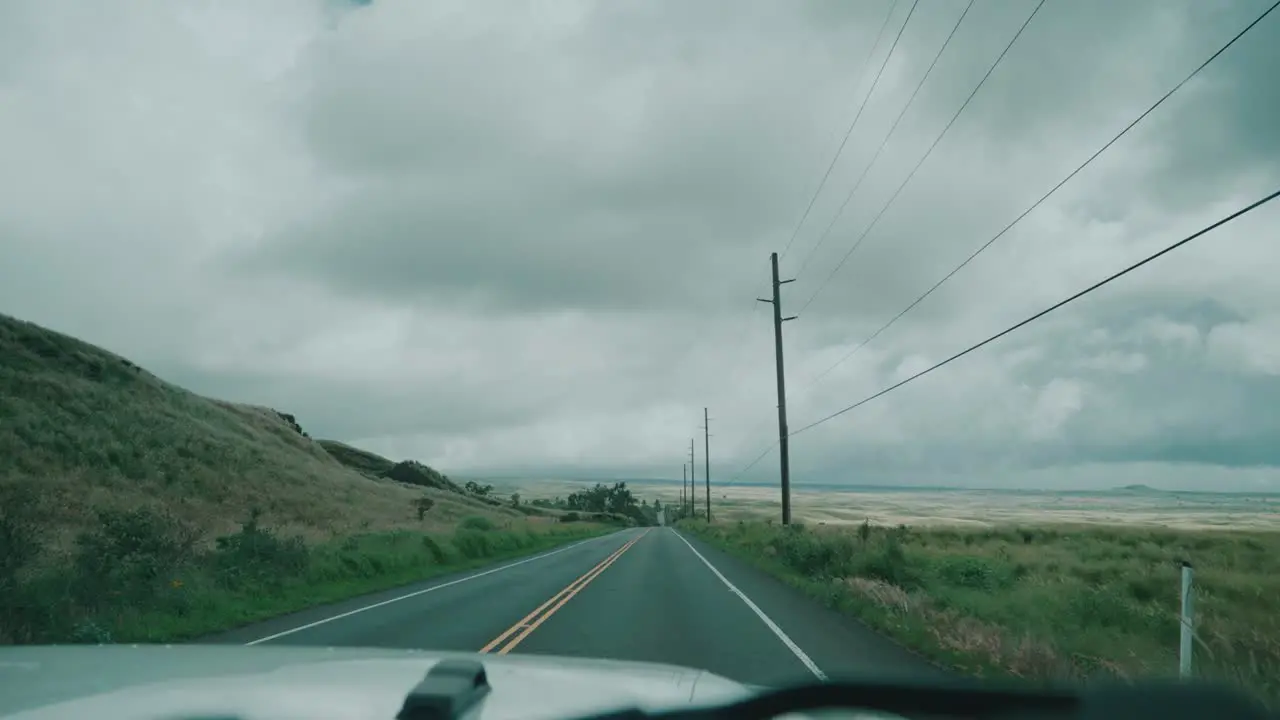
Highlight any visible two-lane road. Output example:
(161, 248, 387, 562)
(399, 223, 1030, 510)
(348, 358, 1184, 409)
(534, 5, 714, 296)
(209, 528, 942, 687)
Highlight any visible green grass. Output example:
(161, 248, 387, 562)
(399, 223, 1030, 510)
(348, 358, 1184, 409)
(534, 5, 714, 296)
(0, 312, 621, 645)
(2, 495, 609, 644)
(111, 523, 607, 643)
(683, 519, 1280, 707)
(0, 312, 518, 544)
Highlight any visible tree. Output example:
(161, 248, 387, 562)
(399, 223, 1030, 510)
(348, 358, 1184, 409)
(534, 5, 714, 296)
(464, 481, 494, 497)
(510, 493, 521, 507)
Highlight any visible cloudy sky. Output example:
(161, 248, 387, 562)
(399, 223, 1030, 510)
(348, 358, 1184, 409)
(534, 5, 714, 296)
(2, 0, 1278, 491)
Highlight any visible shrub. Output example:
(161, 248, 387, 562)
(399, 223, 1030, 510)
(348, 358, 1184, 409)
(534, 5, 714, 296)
(212, 509, 309, 590)
(452, 529, 491, 559)
(459, 515, 495, 532)
(72, 507, 199, 610)
(0, 482, 44, 595)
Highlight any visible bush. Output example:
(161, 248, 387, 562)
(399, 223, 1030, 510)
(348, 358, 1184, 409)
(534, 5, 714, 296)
(459, 515, 495, 532)
(561, 512, 582, 523)
(0, 482, 44, 595)
(72, 507, 199, 610)
(452, 529, 491, 559)
(212, 509, 309, 590)
(382, 461, 457, 491)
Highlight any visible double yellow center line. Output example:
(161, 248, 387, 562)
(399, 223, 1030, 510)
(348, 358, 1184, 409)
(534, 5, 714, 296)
(479, 529, 649, 655)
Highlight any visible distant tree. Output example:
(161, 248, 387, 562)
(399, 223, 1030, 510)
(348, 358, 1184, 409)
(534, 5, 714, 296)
(464, 481, 494, 497)
(510, 493, 520, 507)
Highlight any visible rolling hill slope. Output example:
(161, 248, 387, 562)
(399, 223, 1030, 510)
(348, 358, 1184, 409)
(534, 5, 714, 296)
(0, 312, 518, 546)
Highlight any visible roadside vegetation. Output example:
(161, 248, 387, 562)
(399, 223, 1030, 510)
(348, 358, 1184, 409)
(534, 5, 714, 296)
(0, 312, 611, 644)
(529, 481, 666, 526)
(1, 485, 602, 644)
(682, 519, 1280, 708)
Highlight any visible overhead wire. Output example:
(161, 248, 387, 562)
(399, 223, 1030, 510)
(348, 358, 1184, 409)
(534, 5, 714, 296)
(778, 0, 903, 262)
(722, 0, 987, 485)
(795, 0, 1048, 316)
(724, 440, 780, 487)
(793, 0, 976, 280)
(705, 0, 905, 461)
(788, 187, 1280, 437)
(803, 0, 1280, 386)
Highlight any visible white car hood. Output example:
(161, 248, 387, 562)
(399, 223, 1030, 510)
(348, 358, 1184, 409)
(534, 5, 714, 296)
(0, 645, 757, 720)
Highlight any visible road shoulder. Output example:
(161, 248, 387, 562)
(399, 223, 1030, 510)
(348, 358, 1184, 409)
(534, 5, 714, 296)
(674, 528, 949, 682)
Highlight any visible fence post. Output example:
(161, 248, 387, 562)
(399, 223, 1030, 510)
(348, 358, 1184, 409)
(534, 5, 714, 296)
(1179, 561, 1194, 678)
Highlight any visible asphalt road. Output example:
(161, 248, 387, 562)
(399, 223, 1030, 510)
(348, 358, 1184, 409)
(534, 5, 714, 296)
(208, 527, 944, 687)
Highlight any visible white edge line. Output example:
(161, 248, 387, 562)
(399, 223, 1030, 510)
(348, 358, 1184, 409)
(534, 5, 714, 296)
(244, 531, 623, 645)
(670, 528, 827, 681)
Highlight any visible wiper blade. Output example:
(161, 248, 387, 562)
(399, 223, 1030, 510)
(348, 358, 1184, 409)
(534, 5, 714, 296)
(576, 676, 1275, 720)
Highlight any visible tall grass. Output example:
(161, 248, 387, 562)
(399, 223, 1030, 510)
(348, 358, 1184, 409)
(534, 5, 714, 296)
(1, 483, 606, 645)
(685, 520, 1280, 707)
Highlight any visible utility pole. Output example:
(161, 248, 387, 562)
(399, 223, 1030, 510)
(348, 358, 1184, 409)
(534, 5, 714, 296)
(689, 438, 696, 519)
(681, 464, 687, 519)
(757, 251, 797, 525)
(702, 407, 711, 523)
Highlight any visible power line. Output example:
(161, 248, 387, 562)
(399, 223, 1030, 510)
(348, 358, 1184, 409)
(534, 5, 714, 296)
(797, 0, 1048, 316)
(794, 0, 976, 280)
(806, 0, 1280, 385)
(708, 0, 903, 420)
(724, 440, 779, 487)
(789, 187, 1280, 437)
(720, 1, 970, 487)
(778, 0, 902, 261)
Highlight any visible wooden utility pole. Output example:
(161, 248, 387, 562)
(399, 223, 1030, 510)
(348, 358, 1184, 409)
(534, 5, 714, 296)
(688, 438, 696, 519)
(702, 407, 711, 522)
(757, 252, 797, 525)
(681, 463, 687, 518)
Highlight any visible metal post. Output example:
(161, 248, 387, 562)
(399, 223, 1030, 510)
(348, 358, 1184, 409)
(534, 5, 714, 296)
(1180, 561, 1194, 678)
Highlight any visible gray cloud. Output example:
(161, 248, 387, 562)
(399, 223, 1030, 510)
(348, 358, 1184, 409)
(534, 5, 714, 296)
(1, 0, 1278, 493)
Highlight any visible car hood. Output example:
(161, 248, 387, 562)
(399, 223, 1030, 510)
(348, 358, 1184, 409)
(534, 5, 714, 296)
(0, 644, 759, 720)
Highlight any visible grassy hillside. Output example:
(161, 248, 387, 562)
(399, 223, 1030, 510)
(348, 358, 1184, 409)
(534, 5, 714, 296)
(684, 520, 1279, 708)
(0, 313, 524, 544)
(0, 313, 607, 644)
(316, 439, 397, 478)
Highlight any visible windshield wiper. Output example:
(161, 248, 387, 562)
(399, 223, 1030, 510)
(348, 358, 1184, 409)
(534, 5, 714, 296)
(578, 676, 1274, 720)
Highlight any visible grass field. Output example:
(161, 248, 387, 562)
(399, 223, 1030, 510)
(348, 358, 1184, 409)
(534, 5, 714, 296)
(0, 312, 608, 644)
(684, 519, 1280, 707)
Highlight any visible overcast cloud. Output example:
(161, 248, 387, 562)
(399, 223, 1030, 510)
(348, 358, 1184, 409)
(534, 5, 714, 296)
(2, 0, 1278, 491)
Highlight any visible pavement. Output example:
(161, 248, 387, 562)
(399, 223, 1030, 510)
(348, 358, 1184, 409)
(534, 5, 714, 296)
(206, 527, 945, 687)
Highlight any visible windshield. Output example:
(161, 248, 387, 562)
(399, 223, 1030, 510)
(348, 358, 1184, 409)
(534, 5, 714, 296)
(1, 0, 1278, 717)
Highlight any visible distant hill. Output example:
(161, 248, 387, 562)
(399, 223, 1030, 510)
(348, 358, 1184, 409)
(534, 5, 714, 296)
(318, 439, 465, 494)
(316, 439, 397, 478)
(0, 312, 517, 545)
(1113, 484, 1166, 494)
